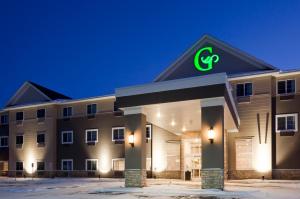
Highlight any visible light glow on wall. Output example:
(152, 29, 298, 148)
(254, 144, 271, 173)
(99, 150, 111, 173)
(25, 151, 36, 174)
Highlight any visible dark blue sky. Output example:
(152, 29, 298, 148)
(1, 0, 300, 107)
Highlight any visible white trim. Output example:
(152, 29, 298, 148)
(61, 131, 73, 144)
(0, 136, 8, 148)
(112, 127, 125, 141)
(85, 159, 98, 171)
(276, 79, 296, 96)
(146, 124, 152, 139)
(200, 97, 225, 108)
(275, 113, 298, 133)
(112, 158, 125, 171)
(61, 159, 73, 171)
(62, 106, 73, 118)
(85, 129, 99, 143)
(123, 107, 145, 115)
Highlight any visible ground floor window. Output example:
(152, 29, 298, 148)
(37, 161, 45, 171)
(236, 138, 253, 170)
(61, 159, 73, 171)
(16, 161, 23, 171)
(112, 159, 125, 171)
(86, 159, 98, 171)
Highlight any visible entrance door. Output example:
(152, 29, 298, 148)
(183, 138, 201, 180)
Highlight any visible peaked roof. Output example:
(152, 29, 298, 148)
(154, 35, 278, 82)
(6, 81, 71, 107)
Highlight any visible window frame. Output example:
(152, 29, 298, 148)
(146, 124, 152, 139)
(236, 82, 253, 97)
(16, 134, 24, 145)
(61, 131, 73, 144)
(0, 114, 8, 125)
(86, 104, 97, 115)
(16, 161, 24, 171)
(85, 159, 98, 171)
(36, 108, 46, 119)
(37, 132, 45, 145)
(277, 79, 296, 95)
(37, 161, 45, 171)
(112, 127, 125, 141)
(0, 136, 8, 148)
(85, 129, 98, 143)
(63, 107, 73, 118)
(16, 111, 24, 121)
(275, 113, 298, 132)
(61, 159, 73, 171)
(112, 158, 125, 171)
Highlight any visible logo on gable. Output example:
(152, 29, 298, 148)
(194, 46, 219, 72)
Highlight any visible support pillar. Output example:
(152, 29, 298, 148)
(201, 105, 224, 189)
(124, 113, 147, 187)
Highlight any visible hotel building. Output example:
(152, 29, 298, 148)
(1, 35, 300, 189)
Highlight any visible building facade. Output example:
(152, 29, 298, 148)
(1, 35, 300, 189)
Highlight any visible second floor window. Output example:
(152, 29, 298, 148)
(276, 113, 298, 132)
(278, 80, 295, 95)
(236, 83, 252, 97)
(0, 136, 8, 147)
(87, 104, 97, 115)
(63, 107, 73, 118)
(61, 131, 73, 144)
(16, 135, 23, 145)
(86, 129, 98, 143)
(37, 109, 45, 119)
(16, 112, 23, 121)
(0, 115, 8, 125)
(37, 133, 45, 145)
(112, 127, 124, 141)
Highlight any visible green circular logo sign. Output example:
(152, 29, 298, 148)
(194, 46, 219, 72)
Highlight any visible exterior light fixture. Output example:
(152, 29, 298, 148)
(208, 127, 215, 144)
(128, 133, 134, 147)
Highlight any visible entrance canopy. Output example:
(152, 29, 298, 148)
(116, 73, 240, 133)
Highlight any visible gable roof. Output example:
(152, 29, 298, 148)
(6, 81, 71, 107)
(154, 35, 278, 82)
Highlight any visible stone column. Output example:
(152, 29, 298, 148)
(124, 113, 147, 187)
(201, 105, 224, 190)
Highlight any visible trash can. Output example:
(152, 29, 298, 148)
(185, 170, 191, 181)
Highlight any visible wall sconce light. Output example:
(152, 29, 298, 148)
(208, 127, 215, 144)
(128, 132, 134, 147)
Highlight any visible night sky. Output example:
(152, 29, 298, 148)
(1, 0, 300, 108)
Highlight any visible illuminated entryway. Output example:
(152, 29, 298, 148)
(183, 138, 201, 180)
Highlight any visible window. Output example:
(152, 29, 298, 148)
(61, 131, 73, 144)
(37, 132, 45, 145)
(16, 162, 23, 171)
(61, 159, 73, 171)
(37, 109, 45, 118)
(278, 80, 295, 95)
(0, 136, 8, 147)
(236, 139, 253, 170)
(166, 142, 180, 171)
(37, 161, 45, 171)
(112, 159, 125, 171)
(87, 104, 97, 115)
(112, 127, 124, 141)
(16, 135, 23, 145)
(86, 159, 98, 171)
(236, 83, 252, 97)
(63, 107, 73, 118)
(16, 112, 23, 121)
(276, 114, 298, 132)
(146, 125, 152, 139)
(86, 129, 98, 143)
(146, 158, 151, 171)
(0, 115, 8, 125)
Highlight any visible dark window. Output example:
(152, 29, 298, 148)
(16, 135, 23, 145)
(287, 116, 296, 130)
(276, 114, 297, 132)
(87, 104, 97, 115)
(37, 162, 45, 171)
(0, 136, 8, 147)
(86, 130, 98, 143)
(37, 109, 45, 118)
(237, 83, 252, 97)
(287, 80, 295, 93)
(62, 131, 73, 144)
(146, 125, 152, 139)
(0, 115, 8, 125)
(63, 107, 73, 117)
(37, 133, 45, 144)
(277, 117, 286, 131)
(16, 112, 23, 121)
(16, 162, 23, 171)
(278, 80, 295, 95)
(112, 128, 124, 141)
(61, 160, 73, 171)
(86, 160, 97, 171)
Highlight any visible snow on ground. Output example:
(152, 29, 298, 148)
(0, 177, 300, 199)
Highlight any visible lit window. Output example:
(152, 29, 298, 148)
(61, 159, 73, 171)
(86, 129, 98, 143)
(61, 131, 73, 144)
(112, 127, 124, 141)
(87, 104, 97, 115)
(236, 83, 252, 97)
(146, 158, 151, 171)
(37, 162, 45, 171)
(16, 162, 23, 171)
(86, 159, 98, 171)
(63, 107, 73, 118)
(146, 125, 152, 139)
(276, 114, 298, 132)
(16, 135, 23, 145)
(37, 132, 45, 145)
(0, 115, 8, 125)
(166, 142, 180, 171)
(236, 138, 253, 170)
(277, 80, 295, 95)
(16, 112, 23, 121)
(112, 159, 125, 171)
(37, 109, 45, 118)
(0, 136, 8, 147)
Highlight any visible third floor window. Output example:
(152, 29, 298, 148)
(87, 104, 97, 115)
(37, 109, 46, 119)
(16, 112, 23, 121)
(277, 79, 295, 95)
(236, 83, 252, 97)
(63, 107, 73, 118)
